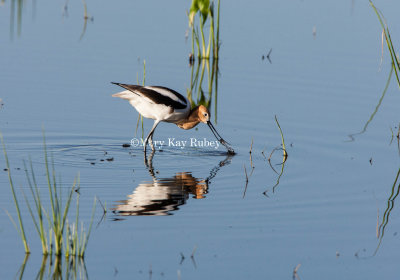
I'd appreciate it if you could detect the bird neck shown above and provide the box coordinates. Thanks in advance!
[177,106,201,130]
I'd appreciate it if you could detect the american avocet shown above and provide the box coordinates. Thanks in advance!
[111,83,235,154]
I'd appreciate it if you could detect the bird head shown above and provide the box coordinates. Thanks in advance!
[198,105,210,123]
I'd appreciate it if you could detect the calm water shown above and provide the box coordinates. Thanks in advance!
[1,0,400,279]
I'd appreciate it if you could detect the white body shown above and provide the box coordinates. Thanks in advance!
[112,87,191,123]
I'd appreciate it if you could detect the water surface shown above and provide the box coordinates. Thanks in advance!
[1,0,400,279]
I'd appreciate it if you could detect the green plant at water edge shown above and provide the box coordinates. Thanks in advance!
[2,132,96,257]
[189,0,220,60]
[65,194,96,258]
[370,1,400,88]
[274,115,288,161]
[264,116,288,195]
[1,133,30,254]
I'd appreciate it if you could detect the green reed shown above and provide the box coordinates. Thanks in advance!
[136,59,146,139]
[65,195,96,258]
[370,1,400,88]
[1,133,30,254]
[189,0,220,60]
[274,115,288,161]
[264,116,288,195]
[2,132,96,257]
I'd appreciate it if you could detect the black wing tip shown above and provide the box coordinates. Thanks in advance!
[111,82,143,90]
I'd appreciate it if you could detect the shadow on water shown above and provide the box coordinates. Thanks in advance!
[111,151,233,217]
[16,254,88,280]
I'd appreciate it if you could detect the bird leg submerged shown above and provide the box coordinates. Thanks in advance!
[144,120,160,154]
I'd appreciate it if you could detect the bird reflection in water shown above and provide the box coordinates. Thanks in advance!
[112,151,233,217]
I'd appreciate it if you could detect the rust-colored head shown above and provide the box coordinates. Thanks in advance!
[197,105,210,123]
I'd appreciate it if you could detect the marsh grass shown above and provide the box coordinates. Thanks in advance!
[189,0,220,60]
[268,115,288,164]
[1,133,30,254]
[370,1,400,88]
[264,116,288,195]
[1,132,96,257]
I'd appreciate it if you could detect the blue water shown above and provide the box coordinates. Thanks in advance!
[1,0,400,279]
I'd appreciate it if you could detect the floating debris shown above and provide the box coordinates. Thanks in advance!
[293,263,301,280]
[262,48,272,63]
[180,252,185,264]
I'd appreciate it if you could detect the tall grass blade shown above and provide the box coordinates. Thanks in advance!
[3,131,96,258]
[23,159,49,254]
[1,133,30,254]
[79,197,97,257]
[135,60,146,138]
[215,0,220,58]
[42,130,57,234]
[274,115,288,161]
[370,1,400,88]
